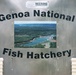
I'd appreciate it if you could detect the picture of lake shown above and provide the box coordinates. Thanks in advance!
[14,21,57,48]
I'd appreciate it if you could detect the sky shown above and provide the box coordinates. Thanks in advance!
[14,21,56,24]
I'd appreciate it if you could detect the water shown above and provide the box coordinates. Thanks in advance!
[21,35,55,47]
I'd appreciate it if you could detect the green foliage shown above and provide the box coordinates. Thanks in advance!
[33,44,45,48]
[53,36,56,40]
[50,42,56,48]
